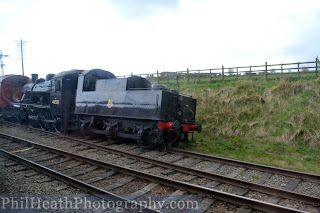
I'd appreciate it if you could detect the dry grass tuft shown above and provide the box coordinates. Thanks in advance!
[189,79,320,147]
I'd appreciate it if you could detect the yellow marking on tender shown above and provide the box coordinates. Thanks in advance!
[52,99,59,104]
[11,146,34,153]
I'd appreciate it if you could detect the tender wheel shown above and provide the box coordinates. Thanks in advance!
[53,116,62,133]
[163,131,179,147]
[107,135,123,144]
[137,130,156,149]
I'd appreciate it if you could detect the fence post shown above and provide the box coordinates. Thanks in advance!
[131,73,133,76]
[222,65,224,81]
[210,69,212,82]
[265,62,268,80]
[236,67,239,79]
[298,62,300,80]
[187,68,189,83]
[249,66,252,79]
[198,70,200,83]
[167,73,169,84]
[281,64,283,79]
[157,71,159,84]
[316,58,318,77]
[176,72,179,84]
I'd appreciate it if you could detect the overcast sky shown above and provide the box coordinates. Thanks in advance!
[1,0,320,78]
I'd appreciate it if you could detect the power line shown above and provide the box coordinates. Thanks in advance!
[0,49,9,76]
[16,39,27,76]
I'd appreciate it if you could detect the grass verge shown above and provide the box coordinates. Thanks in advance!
[178,77,320,175]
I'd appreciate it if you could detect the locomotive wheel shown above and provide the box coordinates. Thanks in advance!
[19,116,28,125]
[39,116,52,131]
[28,117,40,128]
[53,116,62,133]
[40,120,52,131]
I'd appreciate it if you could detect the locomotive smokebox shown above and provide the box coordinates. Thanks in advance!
[46,74,55,81]
[31,74,38,83]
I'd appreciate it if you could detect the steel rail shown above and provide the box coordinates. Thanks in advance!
[0,149,157,213]
[0,124,319,207]
[0,133,308,213]
[167,148,320,182]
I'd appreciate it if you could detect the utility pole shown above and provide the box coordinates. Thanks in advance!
[16,39,26,76]
[0,50,9,76]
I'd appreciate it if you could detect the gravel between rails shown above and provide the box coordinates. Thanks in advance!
[76,169,109,181]
[245,191,269,201]
[205,200,239,213]
[174,157,198,166]
[145,185,176,196]
[60,164,93,175]
[165,172,189,181]
[194,160,222,172]
[215,164,245,177]
[293,180,320,197]
[156,153,181,162]
[107,143,138,152]
[50,160,81,170]
[189,177,213,186]
[143,167,166,176]
[215,183,239,194]
[140,150,164,158]
[263,174,291,189]
[278,199,309,211]
[110,179,150,195]
[92,173,129,188]
[236,169,271,183]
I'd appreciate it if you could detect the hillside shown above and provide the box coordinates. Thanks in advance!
[179,78,320,174]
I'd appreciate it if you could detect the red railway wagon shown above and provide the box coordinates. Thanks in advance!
[0,75,31,120]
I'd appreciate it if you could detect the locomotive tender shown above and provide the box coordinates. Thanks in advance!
[0,69,201,148]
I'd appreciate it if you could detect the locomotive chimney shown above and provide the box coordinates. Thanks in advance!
[46,74,55,81]
[31,74,38,83]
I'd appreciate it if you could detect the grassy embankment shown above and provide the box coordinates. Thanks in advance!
[178,77,320,175]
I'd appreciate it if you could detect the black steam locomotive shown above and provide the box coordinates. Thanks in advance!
[0,69,201,148]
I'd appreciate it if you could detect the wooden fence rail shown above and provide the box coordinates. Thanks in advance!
[117,58,320,84]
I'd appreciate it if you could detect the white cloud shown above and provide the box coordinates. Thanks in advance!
[0,0,320,78]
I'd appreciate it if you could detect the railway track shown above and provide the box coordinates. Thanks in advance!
[0,132,314,213]
[1,121,320,212]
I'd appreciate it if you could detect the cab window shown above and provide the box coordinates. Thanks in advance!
[56,80,61,91]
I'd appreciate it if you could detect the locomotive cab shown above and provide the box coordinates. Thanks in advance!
[50,69,84,133]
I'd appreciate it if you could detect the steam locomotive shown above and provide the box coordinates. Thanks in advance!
[0,69,201,148]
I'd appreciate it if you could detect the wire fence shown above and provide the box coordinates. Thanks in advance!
[117,58,320,84]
